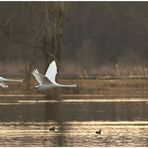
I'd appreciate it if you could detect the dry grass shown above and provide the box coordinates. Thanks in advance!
[0,77,148,98]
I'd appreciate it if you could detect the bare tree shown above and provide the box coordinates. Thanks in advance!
[0,2,69,89]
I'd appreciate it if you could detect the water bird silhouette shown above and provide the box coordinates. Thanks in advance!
[0,76,23,88]
[96,129,101,135]
[49,126,56,131]
[32,61,77,90]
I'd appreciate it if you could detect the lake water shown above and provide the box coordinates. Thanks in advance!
[0,94,147,146]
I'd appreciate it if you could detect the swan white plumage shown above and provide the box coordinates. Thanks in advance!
[0,76,23,88]
[32,61,77,90]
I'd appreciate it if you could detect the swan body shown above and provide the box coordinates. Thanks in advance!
[32,61,77,90]
[0,76,23,88]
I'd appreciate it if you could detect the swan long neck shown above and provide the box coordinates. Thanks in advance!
[4,79,23,82]
[55,83,77,88]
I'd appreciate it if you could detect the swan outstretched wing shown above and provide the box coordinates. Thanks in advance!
[0,82,8,88]
[32,69,51,85]
[0,76,6,81]
[45,61,57,83]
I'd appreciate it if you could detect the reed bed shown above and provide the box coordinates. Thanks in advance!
[0,77,148,98]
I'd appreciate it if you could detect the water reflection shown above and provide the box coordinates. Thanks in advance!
[0,100,147,121]
[0,121,147,146]
[0,96,147,146]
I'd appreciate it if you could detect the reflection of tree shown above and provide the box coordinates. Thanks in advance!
[44,102,66,146]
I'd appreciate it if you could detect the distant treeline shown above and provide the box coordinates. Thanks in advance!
[0,2,148,76]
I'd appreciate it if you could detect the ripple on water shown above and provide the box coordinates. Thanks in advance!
[0,121,147,146]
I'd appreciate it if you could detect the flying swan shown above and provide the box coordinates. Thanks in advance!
[0,76,23,88]
[32,61,77,90]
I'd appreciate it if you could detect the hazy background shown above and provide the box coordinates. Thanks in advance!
[0,2,148,77]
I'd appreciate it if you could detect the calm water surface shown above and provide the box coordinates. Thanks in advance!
[0,95,147,146]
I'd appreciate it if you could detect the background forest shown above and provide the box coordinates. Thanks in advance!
[0,2,148,78]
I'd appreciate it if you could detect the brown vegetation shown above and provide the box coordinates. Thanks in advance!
[0,77,148,99]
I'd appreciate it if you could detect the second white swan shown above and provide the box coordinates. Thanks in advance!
[0,76,23,88]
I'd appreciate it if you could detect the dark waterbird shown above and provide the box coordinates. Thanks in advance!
[49,126,62,132]
[49,126,56,131]
[96,129,101,134]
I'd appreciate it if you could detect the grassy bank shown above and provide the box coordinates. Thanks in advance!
[0,78,148,98]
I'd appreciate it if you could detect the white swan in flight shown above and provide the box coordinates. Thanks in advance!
[32,61,77,90]
[0,76,23,88]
